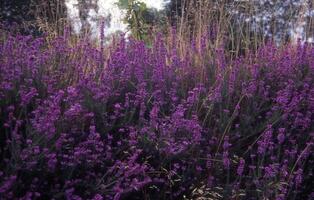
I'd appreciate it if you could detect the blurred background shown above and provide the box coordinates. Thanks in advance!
[1,0,314,50]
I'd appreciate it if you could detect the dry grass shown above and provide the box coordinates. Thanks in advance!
[164,0,314,59]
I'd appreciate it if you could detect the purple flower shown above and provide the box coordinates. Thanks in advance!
[294,169,303,187]
[92,194,103,200]
[223,151,230,169]
[277,128,285,144]
[237,158,245,176]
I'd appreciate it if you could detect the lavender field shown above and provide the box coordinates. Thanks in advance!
[1,1,314,200]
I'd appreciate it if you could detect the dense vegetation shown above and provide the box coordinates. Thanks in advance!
[0,1,313,200]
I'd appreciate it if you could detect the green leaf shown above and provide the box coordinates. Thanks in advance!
[116,0,129,9]
[133,4,140,12]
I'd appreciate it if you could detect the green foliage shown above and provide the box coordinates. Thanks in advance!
[116,0,149,40]
[116,0,166,42]
[116,0,130,9]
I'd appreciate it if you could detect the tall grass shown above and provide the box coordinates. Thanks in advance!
[0,23,313,199]
[0,1,313,199]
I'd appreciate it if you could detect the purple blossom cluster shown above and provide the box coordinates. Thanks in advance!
[0,30,313,200]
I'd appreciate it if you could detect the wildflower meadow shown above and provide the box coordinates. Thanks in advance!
[0,1,314,199]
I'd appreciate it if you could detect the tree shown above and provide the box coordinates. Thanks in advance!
[164,0,314,44]
[116,0,166,41]
[76,0,99,35]
[0,0,67,35]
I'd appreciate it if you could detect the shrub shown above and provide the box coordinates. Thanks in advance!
[0,29,313,199]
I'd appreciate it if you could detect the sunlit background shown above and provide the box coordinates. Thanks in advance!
[65,0,168,38]
[64,0,313,43]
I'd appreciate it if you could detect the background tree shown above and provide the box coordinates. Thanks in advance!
[1,0,67,35]
[76,0,99,35]
[163,0,314,56]
[116,0,166,41]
